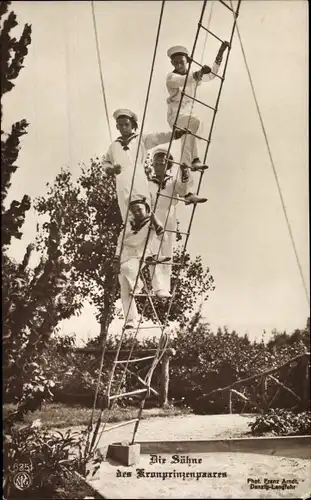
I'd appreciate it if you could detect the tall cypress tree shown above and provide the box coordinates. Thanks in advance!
[1,0,32,247]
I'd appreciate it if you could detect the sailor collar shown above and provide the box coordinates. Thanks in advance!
[172,69,187,76]
[150,174,172,190]
[130,215,150,234]
[115,133,138,151]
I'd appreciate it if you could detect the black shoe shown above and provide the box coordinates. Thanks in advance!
[145,255,171,265]
[124,322,135,330]
[191,160,209,172]
[184,194,207,205]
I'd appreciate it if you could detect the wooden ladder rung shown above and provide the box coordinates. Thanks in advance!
[181,91,217,111]
[114,355,155,364]
[174,124,211,143]
[103,418,139,432]
[218,0,237,15]
[109,388,148,401]
[198,22,225,44]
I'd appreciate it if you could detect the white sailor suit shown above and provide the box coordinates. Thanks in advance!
[116,215,164,325]
[166,47,220,167]
[102,132,173,222]
[148,164,193,293]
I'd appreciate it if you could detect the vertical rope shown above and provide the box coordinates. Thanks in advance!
[88,1,166,454]
[103,0,166,399]
[229,0,309,306]
[142,0,216,391]
[91,1,113,143]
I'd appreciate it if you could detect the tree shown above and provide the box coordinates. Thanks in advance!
[168,315,309,414]
[138,247,215,324]
[1,1,82,427]
[35,160,123,343]
[267,318,310,350]
[35,161,215,341]
[1,0,32,247]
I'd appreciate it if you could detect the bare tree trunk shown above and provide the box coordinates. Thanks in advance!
[260,376,268,410]
[99,286,115,347]
[99,311,111,349]
[160,353,170,408]
[159,348,176,408]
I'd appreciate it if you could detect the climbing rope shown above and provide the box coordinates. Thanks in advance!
[95,0,232,449]
[127,0,223,445]
[148,0,239,358]
[84,2,118,451]
[87,0,219,453]
[192,1,217,316]
[89,0,212,454]
[85,0,307,457]
[142,0,216,387]
[130,3,217,354]
[91,0,113,143]
[102,0,167,398]
[86,0,243,455]
[113,0,215,408]
[228,0,310,306]
[87,0,167,454]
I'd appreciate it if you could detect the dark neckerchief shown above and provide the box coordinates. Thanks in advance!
[172,68,201,83]
[130,215,150,234]
[150,174,172,190]
[115,133,138,151]
[172,69,188,75]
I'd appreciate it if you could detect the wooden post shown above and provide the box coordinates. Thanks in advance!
[241,388,248,413]
[159,348,176,408]
[229,390,232,414]
[259,375,268,410]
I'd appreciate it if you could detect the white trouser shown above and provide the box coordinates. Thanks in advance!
[168,112,201,167]
[119,258,165,324]
[150,231,174,294]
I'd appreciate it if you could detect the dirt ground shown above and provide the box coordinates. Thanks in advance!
[90,414,311,499]
[96,413,254,445]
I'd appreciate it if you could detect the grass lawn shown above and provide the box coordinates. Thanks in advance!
[3,402,191,430]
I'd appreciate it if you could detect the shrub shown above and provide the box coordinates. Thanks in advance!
[249,409,311,436]
[46,334,162,408]
[168,319,309,414]
[3,421,104,499]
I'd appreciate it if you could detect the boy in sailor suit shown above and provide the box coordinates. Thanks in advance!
[166,42,229,171]
[148,148,194,296]
[115,198,169,329]
[103,108,186,224]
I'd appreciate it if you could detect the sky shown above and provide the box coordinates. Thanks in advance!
[3,0,309,344]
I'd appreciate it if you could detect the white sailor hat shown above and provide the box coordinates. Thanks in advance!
[167,45,189,59]
[113,108,138,122]
[152,147,173,160]
[129,197,150,213]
